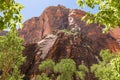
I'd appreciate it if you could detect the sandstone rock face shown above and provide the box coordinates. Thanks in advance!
[19,5,69,44]
[36,34,57,60]
[19,5,120,80]
[19,5,88,45]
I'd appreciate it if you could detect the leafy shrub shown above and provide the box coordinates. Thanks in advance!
[91,49,120,80]
[54,59,76,80]
[0,31,25,80]
[39,59,55,71]
[36,59,88,80]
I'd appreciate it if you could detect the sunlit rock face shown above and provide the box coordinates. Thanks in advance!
[19,5,69,44]
[109,27,120,52]
[19,5,120,80]
[19,5,87,45]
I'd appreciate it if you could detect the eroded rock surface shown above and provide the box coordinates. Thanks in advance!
[19,5,69,44]
[19,5,120,80]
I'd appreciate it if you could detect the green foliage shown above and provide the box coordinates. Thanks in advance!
[100,49,114,62]
[60,29,74,35]
[110,54,120,79]
[37,59,88,80]
[78,65,89,72]
[77,0,120,79]
[0,31,26,80]
[39,59,55,71]
[91,50,120,80]
[36,73,51,80]
[54,59,76,80]
[0,0,25,79]
[0,0,24,30]
[77,0,120,33]
[54,59,76,74]
[76,65,89,80]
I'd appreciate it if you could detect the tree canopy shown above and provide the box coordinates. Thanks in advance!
[0,0,23,30]
[77,0,120,32]
[0,0,25,80]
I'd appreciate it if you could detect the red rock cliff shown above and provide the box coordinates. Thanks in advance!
[19,5,120,80]
[19,5,69,44]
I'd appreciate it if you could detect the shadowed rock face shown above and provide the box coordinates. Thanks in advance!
[19,5,120,80]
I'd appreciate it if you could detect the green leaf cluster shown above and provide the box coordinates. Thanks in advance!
[77,0,120,79]
[0,0,24,30]
[0,0,25,79]
[35,59,88,80]
[60,29,74,35]
[91,50,120,80]
[77,0,120,33]
[0,31,26,80]
[76,65,89,80]
[39,59,55,71]
[54,59,76,80]
[33,73,51,80]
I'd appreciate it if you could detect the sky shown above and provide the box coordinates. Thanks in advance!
[17,0,98,22]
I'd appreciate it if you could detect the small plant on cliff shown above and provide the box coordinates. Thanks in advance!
[35,59,88,80]
[60,29,74,35]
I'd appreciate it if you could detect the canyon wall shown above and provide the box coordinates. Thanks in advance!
[15,5,120,80]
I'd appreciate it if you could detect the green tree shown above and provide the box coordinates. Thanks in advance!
[91,49,120,80]
[77,0,120,33]
[0,0,25,80]
[0,31,26,80]
[76,65,89,80]
[54,59,76,80]
[0,0,23,30]
[35,59,88,80]
[39,59,55,72]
